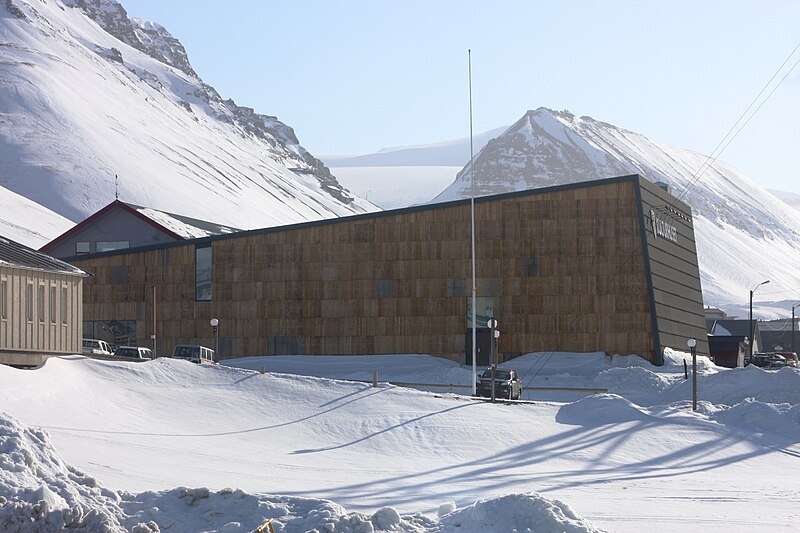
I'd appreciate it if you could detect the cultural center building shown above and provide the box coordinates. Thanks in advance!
[63,174,708,365]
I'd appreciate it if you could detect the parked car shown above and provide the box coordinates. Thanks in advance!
[171,344,215,364]
[748,352,788,369]
[476,367,522,400]
[772,352,798,368]
[113,346,153,360]
[82,338,112,356]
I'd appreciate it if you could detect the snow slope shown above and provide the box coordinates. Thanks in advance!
[432,108,800,318]
[0,0,375,235]
[770,189,800,212]
[2,352,800,532]
[0,185,73,248]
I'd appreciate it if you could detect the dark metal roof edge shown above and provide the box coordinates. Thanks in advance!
[65,174,643,262]
[2,235,89,276]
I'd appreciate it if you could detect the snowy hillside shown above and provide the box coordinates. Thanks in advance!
[0,0,374,233]
[431,108,800,317]
[0,185,73,248]
[770,189,800,212]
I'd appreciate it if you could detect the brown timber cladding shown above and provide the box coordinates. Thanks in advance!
[73,177,659,362]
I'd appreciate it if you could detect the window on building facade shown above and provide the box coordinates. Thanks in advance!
[97,241,130,253]
[61,287,68,325]
[521,256,540,277]
[0,279,7,319]
[375,279,395,299]
[76,241,90,255]
[26,283,33,321]
[196,245,212,301]
[110,266,128,285]
[447,278,466,297]
[38,284,45,321]
[49,285,56,323]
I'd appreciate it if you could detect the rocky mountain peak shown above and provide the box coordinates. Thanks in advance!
[1,0,369,236]
[63,0,196,77]
[2,0,26,19]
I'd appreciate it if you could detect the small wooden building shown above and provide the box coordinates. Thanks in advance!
[66,175,709,365]
[0,236,88,367]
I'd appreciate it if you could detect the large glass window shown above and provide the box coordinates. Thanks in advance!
[466,297,495,328]
[195,245,212,301]
[83,320,136,349]
[97,241,129,253]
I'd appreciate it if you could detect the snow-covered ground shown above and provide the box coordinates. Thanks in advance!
[2,350,800,532]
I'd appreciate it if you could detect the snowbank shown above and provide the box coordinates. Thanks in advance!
[0,411,606,532]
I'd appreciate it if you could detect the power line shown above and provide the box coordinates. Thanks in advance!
[755,286,800,297]
[673,39,800,204]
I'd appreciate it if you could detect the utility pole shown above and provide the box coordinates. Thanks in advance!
[688,338,697,411]
[749,280,769,364]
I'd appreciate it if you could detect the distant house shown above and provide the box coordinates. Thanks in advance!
[706,319,762,367]
[703,306,728,320]
[40,199,241,259]
[759,318,799,353]
[0,235,88,367]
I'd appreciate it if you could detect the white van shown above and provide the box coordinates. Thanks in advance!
[82,339,112,355]
[171,344,215,364]
[113,346,153,359]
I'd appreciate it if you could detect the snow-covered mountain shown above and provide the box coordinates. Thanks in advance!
[0,0,374,237]
[432,108,800,317]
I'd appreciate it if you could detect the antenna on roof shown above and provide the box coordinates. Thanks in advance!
[115,175,119,200]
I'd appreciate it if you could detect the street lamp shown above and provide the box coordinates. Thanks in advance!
[792,303,800,356]
[487,317,498,402]
[687,338,697,411]
[210,318,219,359]
[749,280,769,365]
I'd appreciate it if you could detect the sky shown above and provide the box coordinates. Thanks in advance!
[118,0,800,193]
[2,350,800,532]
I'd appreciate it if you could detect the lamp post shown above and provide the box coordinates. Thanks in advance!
[792,303,800,356]
[468,49,477,397]
[687,338,697,411]
[210,318,219,359]
[488,317,498,403]
[748,280,769,365]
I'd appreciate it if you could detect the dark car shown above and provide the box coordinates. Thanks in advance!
[476,367,522,400]
[748,352,788,369]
